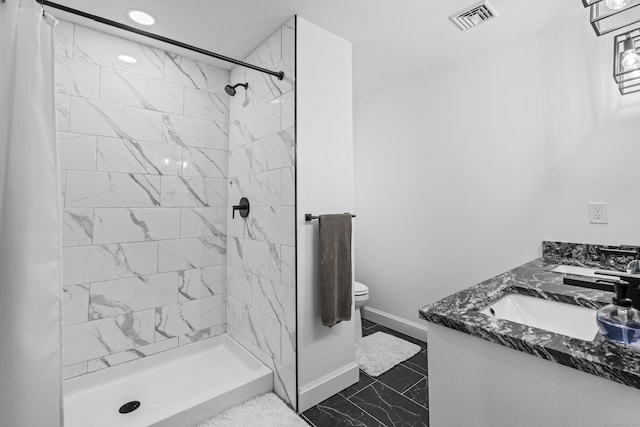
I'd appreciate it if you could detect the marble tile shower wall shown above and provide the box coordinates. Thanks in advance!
[54,21,230,380]
[225,18,296,407]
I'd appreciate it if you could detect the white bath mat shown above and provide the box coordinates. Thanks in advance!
[356,331,421,377]
[194,393,307,427]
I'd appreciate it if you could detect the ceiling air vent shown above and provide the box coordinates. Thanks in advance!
[449,1,499,31]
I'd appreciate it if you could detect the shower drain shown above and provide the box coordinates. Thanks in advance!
[119,401,141,414]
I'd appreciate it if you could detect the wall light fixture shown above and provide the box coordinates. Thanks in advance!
[583,0,640,35]
[614,29,640,93]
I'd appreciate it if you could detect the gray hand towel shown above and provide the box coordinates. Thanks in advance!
[319,214,352,327]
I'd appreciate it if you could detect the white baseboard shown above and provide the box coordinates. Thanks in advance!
[297,362,359,413]
[362,306,429,342]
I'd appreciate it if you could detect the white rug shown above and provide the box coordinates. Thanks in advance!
[194,393,307,427]
[356,331,421,377]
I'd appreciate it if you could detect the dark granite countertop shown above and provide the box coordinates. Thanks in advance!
[419,242,640,391]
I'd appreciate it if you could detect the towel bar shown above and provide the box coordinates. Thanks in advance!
[305,213,356,221]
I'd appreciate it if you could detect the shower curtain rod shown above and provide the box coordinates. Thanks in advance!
[39,1,285,80]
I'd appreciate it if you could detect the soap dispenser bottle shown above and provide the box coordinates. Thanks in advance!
[596,280,640,349]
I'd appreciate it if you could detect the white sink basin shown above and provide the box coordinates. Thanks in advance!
[480,293,598,341]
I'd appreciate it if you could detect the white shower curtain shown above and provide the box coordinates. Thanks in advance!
[0,1,63,425]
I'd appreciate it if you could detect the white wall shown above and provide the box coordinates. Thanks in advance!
[354,16,640,326]
[296,17,358,411]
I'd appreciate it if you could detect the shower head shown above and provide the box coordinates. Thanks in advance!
[224,82,249,96]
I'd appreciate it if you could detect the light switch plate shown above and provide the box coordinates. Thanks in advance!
[588,202,608,224]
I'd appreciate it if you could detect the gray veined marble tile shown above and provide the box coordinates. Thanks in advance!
[58,132,98,172]
[228,237,281,282]
[62,362,87,380]
[226,206,251,240]
[160,176,227,207]
[281,167,295,206]
[180,207,226,239]
[89,272,179,319]
[245,206,295,246]
[282,18,295,60]
[60,171,67,203]
[178,324,226,346]
[228,326,253,354]
[252,76,283,109]
[229,99,281,147]
[63,309,155,366]
[155,295,226,341]
[181,147,227,178]
[162,113,228,150]
[252,55,294,109]
[251,275,295,329]
[184,87,229,122]
[54,19,74,58]
[280,245,296,288]
[228,170,282,208]
[62,208,94,247]
[63,284,90,325]
[66,171,161,208]
[99,68,184,114]
[276,55,295,94]
[227,177,252,211]
[56,93,71,131]
[55,56,100,99]
[281,324,296,372]
[178,265,226,302]
[93,207,180,244]
[273,362,296,409]
[87,337,178,373]
[164,53,229,91]
[69,98,163,143]
[227,266,253,304]
[62,241,158,286]
[243,306,282,361]
[226,296,245,335]
[252,128,295,173]
[281,90,294,130]
[228,144,252,176]
[158,237,226,273]
[230,66,246,87]
[246,28,282,70]
[73,25,165,80]
[229,71,254,121]
[96,137,182,176]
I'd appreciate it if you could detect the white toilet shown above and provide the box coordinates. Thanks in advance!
[354,281,370,340]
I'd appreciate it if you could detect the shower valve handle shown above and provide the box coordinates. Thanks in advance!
[232,197,250,219]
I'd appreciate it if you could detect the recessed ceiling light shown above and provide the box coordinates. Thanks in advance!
[127,9,155,26]
[118,54,138,63]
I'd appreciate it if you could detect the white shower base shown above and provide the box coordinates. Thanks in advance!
[63,334,273,427]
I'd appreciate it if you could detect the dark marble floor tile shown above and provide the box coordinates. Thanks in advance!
[376,364,424,394]
[403,377,429,409]
[401,352,428,376]
[303,393,386,427]
[339,371,376,398]
[351,381,429,427]
[362,318,376,329]
[299,414,315,426]
[363,324,389,337]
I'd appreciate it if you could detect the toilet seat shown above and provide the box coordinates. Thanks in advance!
[354,281,368,296]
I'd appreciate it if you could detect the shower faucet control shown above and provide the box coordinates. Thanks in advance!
[232,197,250,219]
